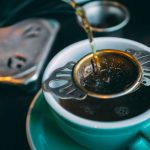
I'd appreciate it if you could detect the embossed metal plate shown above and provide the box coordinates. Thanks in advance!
[125,49,150,86]
[0,19,59,86]
[43,62,87,100]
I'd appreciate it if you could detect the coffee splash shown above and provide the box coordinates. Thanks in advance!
[67,0,100,72]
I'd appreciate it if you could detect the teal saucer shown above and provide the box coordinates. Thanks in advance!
[26,90,87,150]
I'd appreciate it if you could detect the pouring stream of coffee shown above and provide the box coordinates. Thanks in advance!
[62,0,100,72]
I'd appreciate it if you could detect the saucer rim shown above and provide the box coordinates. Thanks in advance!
[26,89,42,150]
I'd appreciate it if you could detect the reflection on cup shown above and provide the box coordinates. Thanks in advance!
[77,1,130,37]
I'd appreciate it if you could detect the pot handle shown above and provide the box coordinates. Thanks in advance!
[128,121,150,150]
[42,61,87,100]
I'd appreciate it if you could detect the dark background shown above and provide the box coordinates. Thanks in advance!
[0,0,150,149]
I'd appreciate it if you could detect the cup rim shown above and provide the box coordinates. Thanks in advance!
[43,37,150,129]
[81,1,130,33]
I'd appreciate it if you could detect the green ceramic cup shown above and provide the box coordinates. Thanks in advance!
[43,37,150,150]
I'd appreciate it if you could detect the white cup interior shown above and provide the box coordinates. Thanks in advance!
[43,37,150,129]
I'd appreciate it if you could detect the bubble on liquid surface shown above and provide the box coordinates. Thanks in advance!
[114,106,130,117]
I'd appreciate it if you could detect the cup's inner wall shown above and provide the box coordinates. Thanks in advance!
[75,50,140,95]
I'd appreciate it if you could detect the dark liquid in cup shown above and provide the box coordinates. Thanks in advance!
[80,52,139,94]
[59,86,150,121]
[58,50,150,122]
